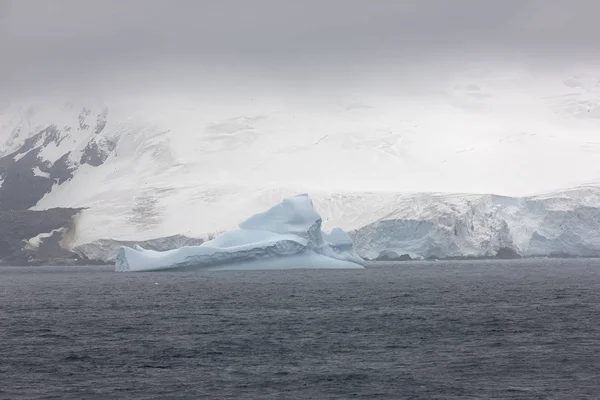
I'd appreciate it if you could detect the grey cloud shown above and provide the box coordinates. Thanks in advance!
[1,0,600,99]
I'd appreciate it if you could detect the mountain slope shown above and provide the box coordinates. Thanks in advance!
[0,102,115,211]
[3,70,600,261]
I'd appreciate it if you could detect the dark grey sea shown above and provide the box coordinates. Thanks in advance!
[2,259,600,399]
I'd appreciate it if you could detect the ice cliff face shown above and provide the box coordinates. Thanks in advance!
[350,187,600,259]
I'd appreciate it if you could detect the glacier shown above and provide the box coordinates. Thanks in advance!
[350,186,600,260]
[115,194,365,272]
[3,72,600,250]
[4,70,600,264]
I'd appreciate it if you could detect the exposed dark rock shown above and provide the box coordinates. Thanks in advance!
[0,124,79,210]
[0,112,116,212]
[22,125,64,149]
[374,250,412,262]
[80,138,116,166]
[0,147,76,211]
[95,108,108,134]
[0,125,59,169]
[81,108,113,165]
[0,148,56,210]
[48,152,76,185]
[21,229,85,266]
[0,208,83,265]
[427,247,521,260]
[78,107,91,130]
[495,247,521,259]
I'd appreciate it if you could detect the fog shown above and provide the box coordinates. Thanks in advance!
[2,0,600,100]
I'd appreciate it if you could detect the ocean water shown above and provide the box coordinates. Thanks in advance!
[2,259,600,399]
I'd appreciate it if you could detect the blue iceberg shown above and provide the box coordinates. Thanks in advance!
[115,194,365,272]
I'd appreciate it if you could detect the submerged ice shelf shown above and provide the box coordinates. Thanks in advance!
[115,194,365,272]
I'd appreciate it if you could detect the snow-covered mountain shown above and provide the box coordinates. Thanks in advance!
[3,69,600,263]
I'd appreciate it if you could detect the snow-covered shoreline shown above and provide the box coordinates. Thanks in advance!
[8,185,600,266]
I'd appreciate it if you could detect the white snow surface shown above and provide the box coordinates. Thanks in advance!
[23,228,65,251]
[351,186,600,259]
[0,101,108,163]
[32,166,51,179]
[3,69,600,258]
[115,194,365,272]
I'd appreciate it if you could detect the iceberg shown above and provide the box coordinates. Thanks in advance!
[115,194,365,272]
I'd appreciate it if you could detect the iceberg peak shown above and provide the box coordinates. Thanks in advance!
[239,194,321,235]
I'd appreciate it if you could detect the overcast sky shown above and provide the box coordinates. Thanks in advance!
[1,0,599,99]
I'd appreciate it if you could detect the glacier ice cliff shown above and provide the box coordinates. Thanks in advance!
[350,186,600,260]
[115,194,365,272]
